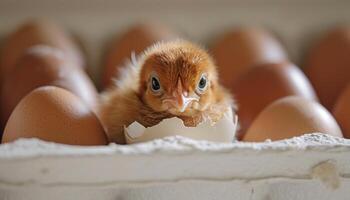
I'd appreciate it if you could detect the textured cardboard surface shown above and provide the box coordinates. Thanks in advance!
[0,134,349,199]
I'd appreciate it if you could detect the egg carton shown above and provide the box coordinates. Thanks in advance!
[0,133,349,200]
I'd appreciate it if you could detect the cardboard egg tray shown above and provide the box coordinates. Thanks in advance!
[1,0,350,199]
[0,134,350,200]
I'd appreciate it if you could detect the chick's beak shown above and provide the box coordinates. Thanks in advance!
[163,93,196,112]
[162,79,198,113]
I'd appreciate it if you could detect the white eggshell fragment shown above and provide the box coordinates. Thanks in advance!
[124,109,237,144]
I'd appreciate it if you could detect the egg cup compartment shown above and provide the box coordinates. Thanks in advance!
[0,134,349,200]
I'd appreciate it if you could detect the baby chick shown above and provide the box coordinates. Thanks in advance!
[100,40,236,144]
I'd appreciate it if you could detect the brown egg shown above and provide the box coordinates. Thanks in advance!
[0,45,98,126]
[243,96,343,142]
[211,27,287,88]
[232,62,318,139]
[2,86,107,145]
[333,84,350,138]
[304,27,350,110]
[0,19,84,78]
[102,23,177,88]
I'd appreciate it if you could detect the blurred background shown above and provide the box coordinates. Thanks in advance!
[1,0,350,83]
[0,0,350,143]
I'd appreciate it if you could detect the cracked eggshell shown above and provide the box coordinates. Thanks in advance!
[124,108,237,144]
[2,86,107,145]
[243,96,343,142]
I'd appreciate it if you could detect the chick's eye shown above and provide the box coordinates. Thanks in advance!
[197,75,207,92]
[151,76,161,92]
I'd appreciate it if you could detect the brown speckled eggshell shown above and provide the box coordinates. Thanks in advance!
[2,86,107,145]
[0,46,98,126]
[333,84,350,138]
[304,27,350,110]
[243,96,343,142]
[102,23,177,89]
[0,19,85,78]
[232,62,318,139]
[211,27,287,89]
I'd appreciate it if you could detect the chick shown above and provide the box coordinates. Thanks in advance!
[100,40,236,144]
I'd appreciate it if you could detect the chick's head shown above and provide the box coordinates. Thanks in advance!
[138,40,219,116]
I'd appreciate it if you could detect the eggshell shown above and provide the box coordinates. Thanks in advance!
[124,108,237,144]
[0,19,84,78]
[333,84,350,138]
[232,62,318,139]
[0,45,98,125]
[102,23,177,88]
[243,96,343,142]
[211,27,287,88]
[2,86,107,145]
[304,27,350,110]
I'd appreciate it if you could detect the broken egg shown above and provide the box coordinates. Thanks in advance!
[124,108,237,144]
